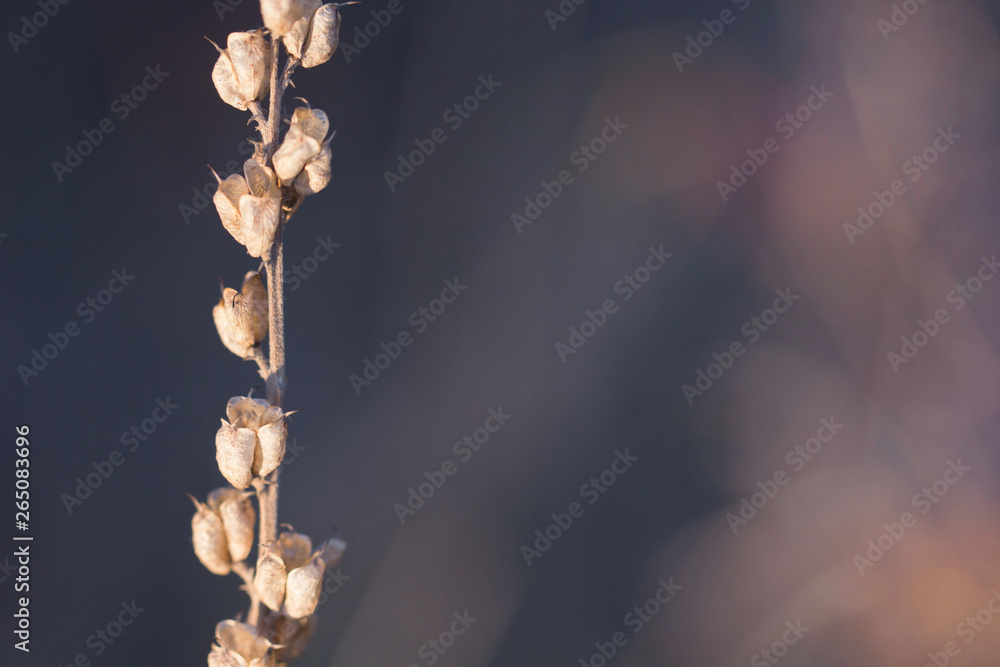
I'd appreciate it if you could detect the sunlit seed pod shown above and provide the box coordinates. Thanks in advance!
[293,142,332,196]
[301,3,343,68]
[277,531,313,570]
[212,171,250,244]
[273,125,321,183]
[243,159,280,199]
[227,30,271,102]
[211,48,247,111]
[226,395,270,429]
[272,615,316,663]
[291,107,329,143]
[210,620,276,667]
[284,554,325,618]
[240,272,269,345]
[191,498,232,575]
[261,0,321,37]
[255,542,289,611]
[210,489,256,562]
[283,14,311,59]
[216,420,258,489]
[256,411,287,477]
[213,288,254,358]
[238,194,281,259]
[317,536,347,568]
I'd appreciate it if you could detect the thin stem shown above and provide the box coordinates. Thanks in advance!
[232,562,261,625]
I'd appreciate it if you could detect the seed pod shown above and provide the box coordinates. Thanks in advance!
[255,542,288,611]
[227,31,271,102]
[243,159,280,199]
[209,620,276,667]
[272,615,316,663]
[294,142,332,196]
[301,3,343,68]
[212,170,250,244]
[283,14,312,59]
[191,497,232,575]
[213,272,269,358]
[256,405,287,477]
[211,46,247,111]
[317,536,347,568]
[273,125,321,183]
[285,554,325,618]
[291,107,330,143]
[261,0,321,37]
[238,194,281,258]
[278,531,313,569]
[208,488,256,562]
[216,420,258,489]
[226,395,272,428]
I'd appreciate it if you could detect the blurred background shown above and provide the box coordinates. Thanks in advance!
[3,0,1000,665]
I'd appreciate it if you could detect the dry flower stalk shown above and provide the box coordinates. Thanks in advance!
[193,2,351,663]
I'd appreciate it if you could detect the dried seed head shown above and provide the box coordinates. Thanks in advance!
[255,542,289,611]
[293,142,332,196]
[208,488,257,562]
[212,272,269,358]
[227,30,271,102]
[291,107,330,143]
[216,420,258,489]
[284,554,325,618]
[238,194,281,258]
[243,158,280,199]
[226,395,272,428]
[213,171,250,244]
[261,0,321,37]
[317,536,347,568]
[211,48,247,111]
[273,125,321,183]
[301,3,343,68]
[209,620,276,667]
[191,497,232,575]
[283,13,312,59]
[272,615,316,663]
[277,531,313,569]
[256,406,287,477]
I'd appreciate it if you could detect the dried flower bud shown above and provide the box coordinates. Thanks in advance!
[212,272,269,358]
[262,0,321,37]
[228,31,271,103]
[212,170,250,244]
[216,420,258,489]
[294,142,332,196]
[285,554,325,618]
[273,125,322,183]
[317,536,347,568]
[272,615,316,663]
[301,3,343,68]
[208,488,256,562]
[255,542,289,611]
[191,497,232,575]
[209,620,276,667]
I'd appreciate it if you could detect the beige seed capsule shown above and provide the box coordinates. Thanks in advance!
[238,194,281,259]
[273,125,321,183]
[241,272,269,345]
[226,395,271,428]
[283,13,312,59]
[243,159,280,199]
[211,46,247,111]
[209,488,256,562]
[212,170,250,244]
[212,273,268,358]
[256,406,287,477]
[191,497,232,575]
[293,142,332,196]
[277,531,313,569]
[261,0,321,37]
[291,107,330,143]
[210,620,276,667]
[216,420,258,489]
[284,554,325,618]
[255,542,289,611]
[301,3,343,68]
[227,31,271,103]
